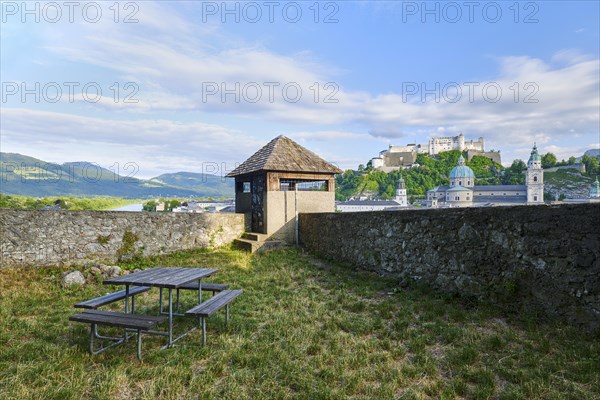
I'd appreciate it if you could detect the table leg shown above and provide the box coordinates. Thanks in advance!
[90,323,95,354]
[124,285,130,341]
[137,330,142,360]
[159,287,163,314]
[168,288,173,347]
[198,280,202,328]
[198,280,202,303]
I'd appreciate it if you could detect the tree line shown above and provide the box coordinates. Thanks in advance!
[0,194,134,210]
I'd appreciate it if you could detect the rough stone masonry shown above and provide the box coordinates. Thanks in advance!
[0,210,244,268]
[299,203,600,332]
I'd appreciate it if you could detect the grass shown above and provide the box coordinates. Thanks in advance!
[1,248,599,399]
[544,169,594,188]
[0,194,141,210]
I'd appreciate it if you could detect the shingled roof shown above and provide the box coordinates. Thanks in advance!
[226,135,343,177]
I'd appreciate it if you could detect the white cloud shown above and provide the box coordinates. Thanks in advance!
[3,3,599,172]
[0,108,263,178]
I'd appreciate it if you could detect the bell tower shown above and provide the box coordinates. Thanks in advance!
[526,143,544,204]
[395,175,408,207]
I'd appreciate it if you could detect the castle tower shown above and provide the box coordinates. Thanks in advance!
[395,175,408,207]
[526,143,544,204]
[457,133,465,151]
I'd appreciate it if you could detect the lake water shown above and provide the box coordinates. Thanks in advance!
[111,203,143,212]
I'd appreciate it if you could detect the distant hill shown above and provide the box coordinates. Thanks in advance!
[0,152,234,198]
[148,172,233,197]
[575,148,600,162]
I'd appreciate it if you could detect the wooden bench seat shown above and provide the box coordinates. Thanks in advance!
[74,286,151,310]
[178,282,229,293]
[185,289,243,345]
[69,310,166,359]
[172,283,230,312]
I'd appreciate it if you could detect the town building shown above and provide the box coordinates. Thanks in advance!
[427,144,543,208]
[371,133,501,172]
[336,176,409,212]
[172,200,234,213]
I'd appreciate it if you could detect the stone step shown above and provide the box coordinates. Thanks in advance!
[233,238,287,254]
[241,232,269,242]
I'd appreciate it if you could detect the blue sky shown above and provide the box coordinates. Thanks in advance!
[1,1,599,178]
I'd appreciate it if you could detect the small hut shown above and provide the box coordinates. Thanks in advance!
[226,135,342,243]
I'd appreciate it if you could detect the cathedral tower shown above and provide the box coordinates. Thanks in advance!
[526,143,544,204]
[395,175,408,207]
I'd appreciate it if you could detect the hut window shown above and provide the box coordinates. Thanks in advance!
[243,182,251,193]
[280,179,328,191]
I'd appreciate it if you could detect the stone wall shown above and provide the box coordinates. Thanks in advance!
[0,210,244,267]
[299,204,600,331]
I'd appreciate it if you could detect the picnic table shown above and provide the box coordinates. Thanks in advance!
[70,266,243,359]
[103,267,217,348]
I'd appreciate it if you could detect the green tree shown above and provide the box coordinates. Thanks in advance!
[142,200,157,212]
[541,152,557,168]
[581,155,599,177]
[568,156,576,165]
[501,159,526,185]
[167,199,181,211]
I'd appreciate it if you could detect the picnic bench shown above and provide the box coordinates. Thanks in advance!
[69,267,243,359]
[185,289,243,345]
[74,286,151,311]
[173,282,230,311]
[178,282,229,293]
[69,310,166,359]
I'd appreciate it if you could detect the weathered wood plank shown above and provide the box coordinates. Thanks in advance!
[69,310,167,330]
[185,290,243,317]
[177,282,229,292]
[74,286,151,309]
[104,267,218,288]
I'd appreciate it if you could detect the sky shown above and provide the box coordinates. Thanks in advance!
[1,0,599,179]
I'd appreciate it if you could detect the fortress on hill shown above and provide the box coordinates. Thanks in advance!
[371,133,501,172]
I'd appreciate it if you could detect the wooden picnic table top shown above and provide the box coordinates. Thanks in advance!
[103,267,218,289]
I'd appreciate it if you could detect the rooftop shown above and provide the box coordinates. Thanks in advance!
[226,135,343,177]
[474,185,527,192]
[447,186,472,192]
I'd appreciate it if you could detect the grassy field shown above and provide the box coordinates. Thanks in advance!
[0,194,140,210]
[1,248,598,399]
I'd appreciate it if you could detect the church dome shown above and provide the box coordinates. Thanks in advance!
[449,155,475,179]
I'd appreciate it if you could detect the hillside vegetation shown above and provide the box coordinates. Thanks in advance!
[0,194,138,210]
[336,151,518,201]
[544,169,596,199]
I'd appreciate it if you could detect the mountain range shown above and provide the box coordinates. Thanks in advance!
[0,153,234,198]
